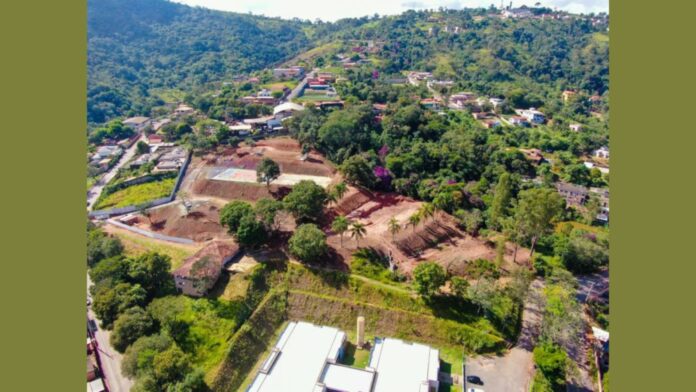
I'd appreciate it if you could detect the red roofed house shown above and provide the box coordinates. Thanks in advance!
[173,241,241,297]
[147,134,164,144]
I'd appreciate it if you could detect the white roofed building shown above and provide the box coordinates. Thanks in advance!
[274,102,305,119]
[368,337,440,392]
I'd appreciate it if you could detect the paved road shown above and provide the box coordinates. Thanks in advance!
[87,134,144,210]
[283,68,317,102]
[465,279,545,392]
[87,275,134,392]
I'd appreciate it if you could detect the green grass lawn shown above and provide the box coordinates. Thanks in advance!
[149,88,186,103]
[107,226,201,270]
[260,80,297,91]
[94,178,175,210]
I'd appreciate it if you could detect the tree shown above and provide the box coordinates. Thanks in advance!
[92,283,147,329]
[153,345,190,386]
[583,193,601,225]
[513,188,565,259]
[289,223,328,263]
[122,333,173,378]
[340,155,376,188]
[488,172,513,230]
[256,158,280,187]
[455,209,483,236]
[412,262,446,299]
[89,255,129,284]
[408,212,422,233]
[331,215,349,247]
[219,200,254,232]
[87,229,124,267]
[235,214,267,247]
[334,182,348,201]
[137,202,154,225]
[254,198,283,230]
[533,341,568,390]
[110,307,155,353]
[387,217,401,241]
[419,202,436,222]
[283,180,328,222]
[450,276,470,298]
[561,236,608,274]
[467,277,498,315]
[350,221,367,248]
[136,140,150,155]
[128,252,174,299]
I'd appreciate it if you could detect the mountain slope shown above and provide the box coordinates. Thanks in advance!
[87,0,312,123]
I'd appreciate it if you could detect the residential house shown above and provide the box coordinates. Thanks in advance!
[569,123,583,132]
[242,89,277,105]
[482,118,501,128]
[314,100,345,110]
[489,97,505,109]
[147,134,164,144]
[562,90,577,102]
[229,123,252,136]
[420,98,442,110]
[519,108,547,124]
[501,7,533,19]
[509,116,530,127]
[247,321,440,392]
[472,112,491,120]
[594,146,610,159]
[94,145,121,160]
[173,241,241,297]
[407,71,433,86]
[129,153,154,169]
[590,187,610,223]
[273,66,305,79]
[317,72,336,82]
[273,102,305,120]
[520,148,546,164]
[556,182,589,206]
[122,116,151,132]
[87,378,106,392]
[154,147,187,172]
[173,104,194,117]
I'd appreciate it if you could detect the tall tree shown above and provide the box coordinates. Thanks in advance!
[289,223,328,263]
[408,212,422,233]
[488,172,513,231]
[283,180,328,222]
[331,215,349,247]
[412,262,446,299]
[513,188,565,259]
[387,217,401,241]
[350,222,367,248]
[256,158,281,187]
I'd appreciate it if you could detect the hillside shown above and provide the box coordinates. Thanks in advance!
[87,0,312,123]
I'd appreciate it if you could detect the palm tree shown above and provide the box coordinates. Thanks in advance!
[350,222,367,248]
[420,202,436,222]
[326,189,338,208]
[334,182,348,201]
[388,217,401,242]
[408,212,422,233]
[331,215,349,248]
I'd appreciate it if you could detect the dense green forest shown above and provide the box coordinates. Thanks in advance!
[89,0,608,125]
[87,0,312,123]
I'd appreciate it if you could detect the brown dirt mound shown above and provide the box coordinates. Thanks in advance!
[393,213,461,256]
[191,179,289,202]
[136,201,233,242]
[334,187,373,215]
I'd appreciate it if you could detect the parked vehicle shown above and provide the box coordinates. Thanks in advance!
[467,375,484,385]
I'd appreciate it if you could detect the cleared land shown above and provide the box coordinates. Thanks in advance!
[131,199,234,242]
[94,178,175,210]
[180,137,338,202]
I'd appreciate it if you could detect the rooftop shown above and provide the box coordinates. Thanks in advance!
[368,337,440,392]
[173,240,239,279]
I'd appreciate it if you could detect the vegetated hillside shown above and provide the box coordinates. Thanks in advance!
[87,0,312,123]
[312,8,609,101]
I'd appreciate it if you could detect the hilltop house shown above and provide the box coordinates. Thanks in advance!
[122,116,151,132]
[173,241,240,297]
[173,104,194,117]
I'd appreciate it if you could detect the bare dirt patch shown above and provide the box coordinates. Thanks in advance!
[132,199,234,242]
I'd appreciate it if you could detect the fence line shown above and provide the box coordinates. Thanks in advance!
[106,219,195,245]
[89,151,192,219]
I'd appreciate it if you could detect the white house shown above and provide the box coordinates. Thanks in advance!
[173,104,194,116]
[594,146,610,159]
[520,108,546,124]
[122,116,151,132]
[489,97,505,108]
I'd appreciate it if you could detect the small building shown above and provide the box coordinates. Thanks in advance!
[368,337,440,392]
[407,71,433,86]
[520,148,546,164]
[173,104,194,116]
[87,378,106,392]
[520,108,546,124]
[489,97,505,108]
[123,116,151,132]
[273,102,305,120]
[147,134,164,144]
[562,90,577,102]
[481,118,501,128]
[594,146,610,159]
[502,7,533,19]
[94,145,121,160]
[155,147,188,172]
[420,98,442,111]
[509,116,530,127]
[569,123,583,132]
[173,241,240,297]
[556,182,588,206]
[273,66,305,79]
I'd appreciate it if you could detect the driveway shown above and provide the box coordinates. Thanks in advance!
[88,275,134,392]
[87,134,144,210]
[465,279,545,392]
[283,68,317,102]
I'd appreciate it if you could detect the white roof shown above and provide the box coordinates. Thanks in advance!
[248,321,346,392]
[592,326,610,342]
[229,124,252,131]
[274,102,305,115]
[123,116,150,125]
[87,379,105,392]
[319,364,375,392]
[368,338,439,392]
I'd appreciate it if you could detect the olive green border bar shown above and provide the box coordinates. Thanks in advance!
[1,1,86,391]
[611,0,696,390]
